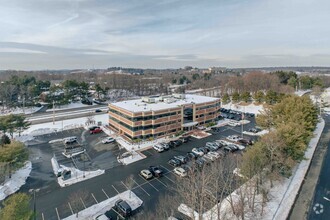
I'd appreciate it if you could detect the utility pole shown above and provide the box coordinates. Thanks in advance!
[52,100,55,125]
[23,96,25,114]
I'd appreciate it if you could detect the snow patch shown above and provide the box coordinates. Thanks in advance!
[0,161,32,201]
[62,190,143,220]
[222,102,264,115]
[0,106,43,116]
[45,102,93,112]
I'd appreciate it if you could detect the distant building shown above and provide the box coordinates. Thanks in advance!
[108,94,220,141]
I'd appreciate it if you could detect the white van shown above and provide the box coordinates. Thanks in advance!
[63,136,77,144]
[153,144,164,153]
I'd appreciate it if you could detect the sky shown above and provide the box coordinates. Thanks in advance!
[0,0,330,70]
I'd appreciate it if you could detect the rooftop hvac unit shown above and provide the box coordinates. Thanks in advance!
[159,95,173,101]
[164,98,176,104]
[142,97,156,103]
[173,93,186,99]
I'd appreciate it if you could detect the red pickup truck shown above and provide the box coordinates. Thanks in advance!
[90,127,102,134]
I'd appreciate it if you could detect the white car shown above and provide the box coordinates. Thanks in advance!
[174,167,187,177]
[140,169,153,179]
[153,144,164,152]
[207,151,221,159]
[192,148,204,156]
[102,137,115,144]
[226,135,242,142]
[203,154,216,161]
[63,136,77,144]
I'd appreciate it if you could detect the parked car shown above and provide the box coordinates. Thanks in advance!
[216,139,228,146]
[168,141,176,148]
[149,166,163,177]
[228,144,239,151]
[186,152,198,160]
[89,126,100,131]
[168,158,181,167]
[115,199,132,217]
[207,151,221,159]
[192,148,204,156]
[160,142,170,150]
[200,147,209,154]
[180,137,189,143]
[181,164,194,173]
[63,136,77,144]
[90,127,102,134]
[174,155,188,164]
[248,127,261,133]
[203,154,216,162]
[194,158,205,168]
[226,135,242,142]
[102,137,115,144]
[153,144,164,153]
[140,169,153,180]
[237,139,253,146]
[173,140,183,146]
[174,167,187,177]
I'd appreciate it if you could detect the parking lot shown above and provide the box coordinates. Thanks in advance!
[24,116,259,220]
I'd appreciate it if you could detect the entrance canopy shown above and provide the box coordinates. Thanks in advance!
[182,121,198,128]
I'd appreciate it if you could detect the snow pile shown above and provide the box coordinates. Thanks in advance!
[14,135,35,143]
[0,106,43,116]
[56,165,105,188]
[45,102,93,112]
[179,119,325,220]
[0,161,32,201]
[243,130,269,136]
[321,87,330,112]
[116,136,168,152]
[222,102,264,115]
[117,151,146,165]
[63,190,143,220]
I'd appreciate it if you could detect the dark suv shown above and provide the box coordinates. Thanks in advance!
[115,199,132,217]
[149,166,163,177]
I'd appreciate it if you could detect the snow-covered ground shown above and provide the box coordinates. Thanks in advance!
[51,157,105,187]
[117,151,146,165]
[0,161,32,201]
[179,118,325,220]
[45,102,94,112]
[0,106,43,116]
[63,190,143,220]
[21,113,109,136]
[243,129,269,136]
[222,102,264,115]
[116,136,169,152]
[294,89,312,97]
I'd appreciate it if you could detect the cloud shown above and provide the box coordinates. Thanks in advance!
[0,0,330,69]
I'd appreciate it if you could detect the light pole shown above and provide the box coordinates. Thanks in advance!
[29,188,40,220]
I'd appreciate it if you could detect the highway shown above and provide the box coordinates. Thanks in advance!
[26,105,108,124]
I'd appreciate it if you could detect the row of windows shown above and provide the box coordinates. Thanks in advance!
[196,102,220,111]
[109,108,181,121]
[124,129,179,140]
[110,116,181,132]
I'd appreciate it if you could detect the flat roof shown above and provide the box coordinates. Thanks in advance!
[111,94,219,113]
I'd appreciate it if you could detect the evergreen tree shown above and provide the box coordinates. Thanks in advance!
[0,193,33,220]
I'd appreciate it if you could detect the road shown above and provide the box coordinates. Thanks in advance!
[289,114,330,220]
[26,105,108,124]
[22,119,257,220]
[307,115,330,219]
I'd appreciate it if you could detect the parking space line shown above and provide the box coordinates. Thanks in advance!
[144,150,153,156]
[80,197,86,209]
[55,208,60,220]
[112,185,120,194]
[131,178,150,197]
[138,175,159,191]
[42,213,45,220]
[155,177,168,188]
[102,188,110,199]
[163,174,176,184]
[159,165,171,173]
[121,181,129,190]
[68,202,74,215]
[91,193,98,203]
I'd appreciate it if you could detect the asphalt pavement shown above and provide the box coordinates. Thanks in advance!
[22,119,257,220]
[307,115,330,220]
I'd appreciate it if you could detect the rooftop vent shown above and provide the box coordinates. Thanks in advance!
[142,96,156,103]
[173,93,186,99]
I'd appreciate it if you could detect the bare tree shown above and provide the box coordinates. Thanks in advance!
[67,189,89,217]
[123,174,135,198]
